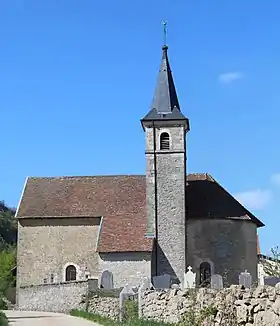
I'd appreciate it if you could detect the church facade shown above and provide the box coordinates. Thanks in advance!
[15,43,264,302]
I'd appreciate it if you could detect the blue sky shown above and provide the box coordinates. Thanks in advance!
[1,1,279,254]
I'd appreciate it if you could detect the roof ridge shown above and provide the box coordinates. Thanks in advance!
[28,174,146,180]
[27,172,212,180]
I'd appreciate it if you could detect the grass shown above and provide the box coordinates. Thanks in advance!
[0,311,8,326]
[70,309,173,326]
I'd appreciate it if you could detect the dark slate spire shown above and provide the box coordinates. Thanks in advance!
[151,44,180,114]
[141,29,189,129]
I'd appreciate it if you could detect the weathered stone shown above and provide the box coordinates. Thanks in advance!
[139,285,280,326]
[272,297,280,316]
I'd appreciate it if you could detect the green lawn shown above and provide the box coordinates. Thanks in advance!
[70,309,173,326]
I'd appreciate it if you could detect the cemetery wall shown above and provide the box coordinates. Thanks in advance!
[17,280,88,312]
[139,285,280,325]
[99,252,151,287]
[88,295,119,320]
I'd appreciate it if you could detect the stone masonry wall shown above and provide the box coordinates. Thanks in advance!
[17,281,88,312]
[88,296,119,320]
[187,219,258,286]
[146,126,186,284]
[139,285,280,325]
[99,252,151,288]
[17,217,101,287]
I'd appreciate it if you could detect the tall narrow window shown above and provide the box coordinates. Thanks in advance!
[66,265,77,281]
[199,262,211,287]
[160,132,170,150]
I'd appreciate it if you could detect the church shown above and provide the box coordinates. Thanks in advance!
[15,40,264,300]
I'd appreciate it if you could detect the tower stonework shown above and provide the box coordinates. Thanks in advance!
[141,45,190,285]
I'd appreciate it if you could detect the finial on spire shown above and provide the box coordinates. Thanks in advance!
[162,20,168,49]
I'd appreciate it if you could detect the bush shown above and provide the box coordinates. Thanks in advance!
[0,296,8,310]
[0,311,8,326]
[0,247,16,294]
[123,299,138,321]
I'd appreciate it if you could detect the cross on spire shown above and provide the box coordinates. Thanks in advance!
[162,20,167,47]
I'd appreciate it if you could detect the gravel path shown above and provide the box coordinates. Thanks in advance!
[4,310,100,326]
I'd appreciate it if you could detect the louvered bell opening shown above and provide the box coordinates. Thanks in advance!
[160,132,170,150]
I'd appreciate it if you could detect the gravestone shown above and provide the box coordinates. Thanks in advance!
[152,274,171,289]
[119,285,135,322]
[88,278,98,291]
[184,266,196,289]
[264,276,280,286]
[100,270,114,289]
[239,270,252,288]
[258,263,265,286]
[211,274,223,290]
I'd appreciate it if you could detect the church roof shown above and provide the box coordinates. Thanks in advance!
[16,173,264,253]
[141,45,189,128]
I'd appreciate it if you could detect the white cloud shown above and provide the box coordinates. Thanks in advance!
[234,189,271,210]
[218,72,243,84]
[270,173,280,186]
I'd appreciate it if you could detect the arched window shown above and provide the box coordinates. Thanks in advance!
[65,265,77,281]
[199,262,211,287]
[160,132,170,150]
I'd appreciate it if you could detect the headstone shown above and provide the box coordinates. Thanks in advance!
[152,274,171,289]
[211,274,223,290]
[184,266,196,289]
[88,278,98,291]
[239,270,252,288]
[119,285,135,322]
[100,270,114,289]
[264,276,280,286]
[257,263,265,286]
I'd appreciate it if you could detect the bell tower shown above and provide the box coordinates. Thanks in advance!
[141,30,190,285]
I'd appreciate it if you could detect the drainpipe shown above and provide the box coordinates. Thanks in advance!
[184,126,187,276]
[153,121,158,277]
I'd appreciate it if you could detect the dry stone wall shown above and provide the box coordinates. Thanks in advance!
[17,281,88,312]
[139,285,280,325]
[88,296,119,320]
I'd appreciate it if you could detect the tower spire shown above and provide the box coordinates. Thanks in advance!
[141,23,189,131]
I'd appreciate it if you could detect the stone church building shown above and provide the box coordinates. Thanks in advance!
[15,42,264,297]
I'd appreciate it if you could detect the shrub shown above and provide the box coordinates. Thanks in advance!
[0,296,8,310]
[123,299,138,321]
[0,311,8,326]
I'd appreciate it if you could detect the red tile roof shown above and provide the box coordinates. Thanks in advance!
[16,173,264,253]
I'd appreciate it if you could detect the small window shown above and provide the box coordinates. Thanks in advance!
[66,265,77,281]
[160,132,170,150]
[199,262,211,287]
[50,274,54,283]
[43,278,47,284]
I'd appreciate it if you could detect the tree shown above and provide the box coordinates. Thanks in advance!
[0,248,16,294]
[0,201,17,299]
[0,202,17,250]
[260,245,280,277]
